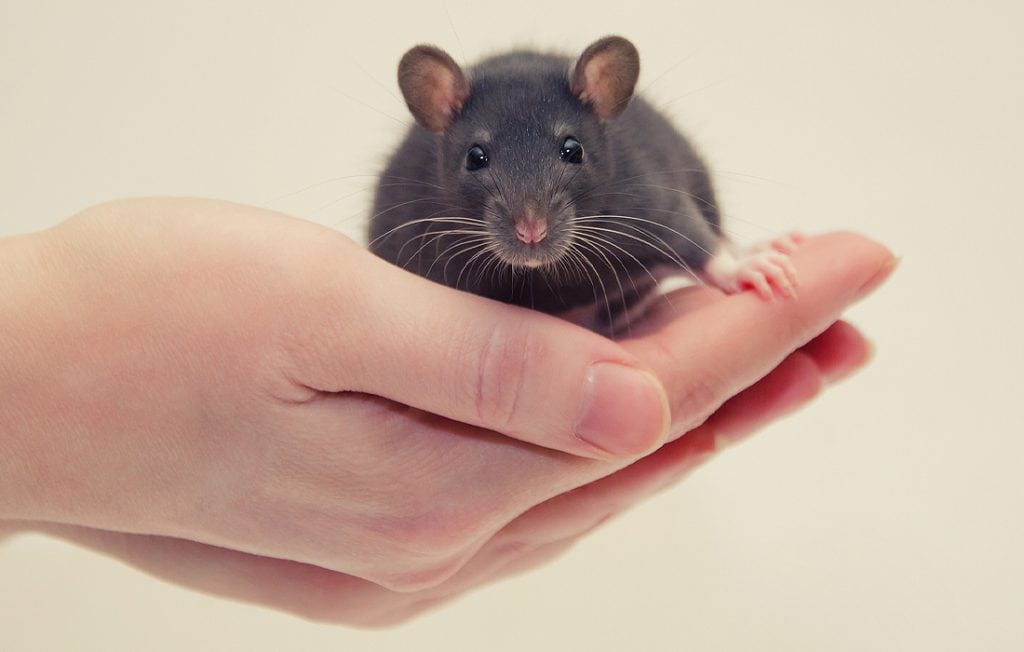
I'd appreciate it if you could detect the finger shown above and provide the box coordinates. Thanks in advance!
[465,323,873,584]
[498,351,828,545]
[375,357,816,604]
[286,320,871,592]
[0,521,22,542]
[18,323,873,628]
[288,242,670,460]
[624,232,895,438]
[798,319,872,383]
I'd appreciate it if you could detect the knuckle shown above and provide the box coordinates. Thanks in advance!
[785,309,819,347]
[672,373,725,433]
[349,502,485,593]
[370,500,490,566]
[646,331,725,433]
[406,503,486,557]
[374,557,465,593]
[493,537,539,558]
[469,320,534,429]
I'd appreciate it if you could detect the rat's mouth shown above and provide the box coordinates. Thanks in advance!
[492,238,569,269]
[495,248,552,268]
[519,255,547,269]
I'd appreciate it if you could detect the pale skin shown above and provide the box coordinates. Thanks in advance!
[0,198,895,625]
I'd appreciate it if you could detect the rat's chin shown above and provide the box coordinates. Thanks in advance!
[494,243,564,269]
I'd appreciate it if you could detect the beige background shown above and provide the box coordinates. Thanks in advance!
[2,1,1022,650]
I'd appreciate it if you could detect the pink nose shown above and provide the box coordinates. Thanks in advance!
[515,221,548,245]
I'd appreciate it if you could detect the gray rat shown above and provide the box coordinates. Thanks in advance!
[368,36,799,334]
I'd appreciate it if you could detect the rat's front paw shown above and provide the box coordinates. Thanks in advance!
[745,231,805,256]
[733,249,798,299]
[704,235,802,299]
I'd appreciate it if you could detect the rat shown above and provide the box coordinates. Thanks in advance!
[368,36,800,335]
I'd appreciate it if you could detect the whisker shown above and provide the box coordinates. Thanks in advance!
[478,249,506,288]
[563,165,714,208]
[368,215,486,248]
[572,223,703,286]
[633,205,758,242]
[265,174,372,205]
[467,170,503,208]
[572,229,670,295]
[455,243,500,290]
[559,247,599,318]
[428,235,493,277]
[311,186,372,214]
[619,182,719,214]
[573,220,690,269]
[484,168,510,206]
[399,229,489,270]
[328,84,410,128]
[375,174,448,191]
[589,217,690,264]
[566,239,616,331]
[556,162,586,198]
[268,171,447,208]
[364,197,462,227]
[571,234,639,336]
[351,59,407,108]
[571,214,714,257]
[438,239,493,286]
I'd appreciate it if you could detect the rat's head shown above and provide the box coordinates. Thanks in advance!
[397,37,640,269]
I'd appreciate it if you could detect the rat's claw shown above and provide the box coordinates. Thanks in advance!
[741,250,796,299]
[773,248,799,289]
[770,231,805,255]
[738,266,774,299]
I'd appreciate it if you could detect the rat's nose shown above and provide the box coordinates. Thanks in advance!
[515,220,548,245]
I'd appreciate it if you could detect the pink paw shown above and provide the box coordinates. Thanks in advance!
[733,249,799,299]
[704,233,803,300]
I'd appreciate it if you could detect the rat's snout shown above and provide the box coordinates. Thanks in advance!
[513,207,548,245]
[486,198,565,268]
[514,220,548,245]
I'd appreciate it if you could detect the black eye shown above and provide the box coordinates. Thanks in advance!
[560,136,584,164]
[466,145,489,171]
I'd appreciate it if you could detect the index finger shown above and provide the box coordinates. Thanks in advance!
[623,232,896,437]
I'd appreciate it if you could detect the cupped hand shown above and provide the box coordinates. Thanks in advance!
[16,320,872,626]
[0,198,893,612]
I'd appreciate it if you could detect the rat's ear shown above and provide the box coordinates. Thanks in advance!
[570,36,640,121]
[398,45,469,133]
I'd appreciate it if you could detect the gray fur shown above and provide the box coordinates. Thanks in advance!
[368,39,722,325]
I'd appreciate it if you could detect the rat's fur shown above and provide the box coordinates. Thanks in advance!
[369,38,723,328]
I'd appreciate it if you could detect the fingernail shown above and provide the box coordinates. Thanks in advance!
[855,255,900,300]
[575,363,670,457]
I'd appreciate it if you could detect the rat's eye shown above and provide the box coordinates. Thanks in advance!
[466,145,489,171]
[560,136,584,164]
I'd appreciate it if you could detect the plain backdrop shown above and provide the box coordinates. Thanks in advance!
[2,1,1022,650]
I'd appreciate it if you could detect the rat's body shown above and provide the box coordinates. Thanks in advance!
[369,37,797,332]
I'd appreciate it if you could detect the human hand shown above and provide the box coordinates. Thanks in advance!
[0,197,674,584]
[0,199,893,607]
[13,319,872,626]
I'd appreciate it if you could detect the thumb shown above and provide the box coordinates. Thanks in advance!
[288,247,670,460]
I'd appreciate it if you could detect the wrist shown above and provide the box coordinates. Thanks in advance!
[0,228,110,523]
[0,231,58,519]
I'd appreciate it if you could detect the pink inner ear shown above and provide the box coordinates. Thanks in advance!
[578,55,624,120]
[427,67,461,121]
[583,59,613,104]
